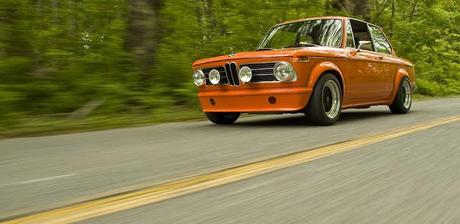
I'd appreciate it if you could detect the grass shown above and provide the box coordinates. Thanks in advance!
[0,95,458,139]
[0,109,205,139]
[412,94,460,101]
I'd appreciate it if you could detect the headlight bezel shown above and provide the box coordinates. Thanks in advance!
[273,62,297,82]
[193,70,206,87]
[238,66,253,83]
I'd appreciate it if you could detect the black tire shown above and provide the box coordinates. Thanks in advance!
[306,74,342,126]
[389,77,412,114]
[205,112,240,125]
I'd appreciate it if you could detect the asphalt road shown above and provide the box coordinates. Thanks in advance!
[1,97,460,223]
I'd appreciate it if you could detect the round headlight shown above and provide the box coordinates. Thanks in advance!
[193,70,205,86]
[209,69,221,85]
[274,62,297,82]
[239,66,253,83]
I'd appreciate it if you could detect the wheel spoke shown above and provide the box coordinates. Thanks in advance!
[403,81,412,109]
[322,80,341,119]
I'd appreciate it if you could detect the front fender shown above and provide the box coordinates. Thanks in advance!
[306,61,345,93]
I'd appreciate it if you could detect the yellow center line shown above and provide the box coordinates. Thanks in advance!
[2,115,460,224]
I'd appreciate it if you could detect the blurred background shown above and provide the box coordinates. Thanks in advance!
[0,0,459,136]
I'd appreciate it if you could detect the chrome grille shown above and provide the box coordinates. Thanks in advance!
[203,67,228,85]
[241,62,277,82]
[225,62,240,86]
[202,62,278,85]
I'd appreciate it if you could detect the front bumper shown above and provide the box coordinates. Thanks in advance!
[198,87,312,113]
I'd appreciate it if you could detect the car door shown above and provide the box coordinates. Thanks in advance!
[368,25,396,99]
[346,20,387,102]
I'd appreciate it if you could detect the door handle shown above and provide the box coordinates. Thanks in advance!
[376,56,384,60]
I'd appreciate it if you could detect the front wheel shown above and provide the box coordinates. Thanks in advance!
[306,74,342,126]
[389,77,412,114]
[205,112,240,125]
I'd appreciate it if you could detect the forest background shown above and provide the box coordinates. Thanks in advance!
[0,0,459,136]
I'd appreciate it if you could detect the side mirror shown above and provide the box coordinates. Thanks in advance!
[357,41,371,52]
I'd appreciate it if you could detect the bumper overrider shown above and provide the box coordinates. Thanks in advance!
[195,60,312,113]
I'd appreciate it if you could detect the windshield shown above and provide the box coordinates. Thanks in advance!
[258,19,343,50]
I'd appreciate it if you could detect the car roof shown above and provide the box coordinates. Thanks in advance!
[276,16,379,29]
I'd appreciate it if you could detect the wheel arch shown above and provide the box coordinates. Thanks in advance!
[390,68,410,102]
[307,61,345,96]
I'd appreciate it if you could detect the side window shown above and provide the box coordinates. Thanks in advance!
[346,20,355,48]
[369,26,392,54]
[350,20,373,51]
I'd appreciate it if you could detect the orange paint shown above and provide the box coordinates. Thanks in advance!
[192,16,415,113]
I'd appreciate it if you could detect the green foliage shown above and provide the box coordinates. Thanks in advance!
[381,0,460,96]
[0,0,459,131]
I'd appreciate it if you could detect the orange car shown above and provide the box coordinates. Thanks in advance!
[192,16,415,125]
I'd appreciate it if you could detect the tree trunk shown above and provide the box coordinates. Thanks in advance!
[67,0,77,35]
[52,0,59,24]
[1,2,33,57]
[409,0,418,23]
[124,0,163,83]
[372,0,391,22]
[198,0,217,40]
[331,0,371,21]
[390,0,395,37]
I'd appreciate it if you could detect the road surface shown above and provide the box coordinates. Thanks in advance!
[0,97,459,223]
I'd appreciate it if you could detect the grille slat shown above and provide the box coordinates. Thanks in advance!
[229,63,240,86]
[252,69,274,75]
[245,63,276,70]
[251,75,278,82]
[224,64,234,85]
[222,63,240,86]
[251,73,274,76]
[241,63,277,83]
[251,68,274,71]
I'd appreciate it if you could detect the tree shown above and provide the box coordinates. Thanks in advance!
[125,0,164,83]
[0,0,459,130]
[329,0,371,20]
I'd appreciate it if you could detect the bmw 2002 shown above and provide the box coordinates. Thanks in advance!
[192,16,415,125]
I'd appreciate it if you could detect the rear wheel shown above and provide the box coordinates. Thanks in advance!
[205,112,240,125]
[306,74,342,126]
[389,77,412,114]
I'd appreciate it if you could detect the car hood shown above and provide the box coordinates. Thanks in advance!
[192,47,344,67]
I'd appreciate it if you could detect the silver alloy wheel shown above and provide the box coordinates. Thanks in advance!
[322,80,341,119]
[402,80,412,109]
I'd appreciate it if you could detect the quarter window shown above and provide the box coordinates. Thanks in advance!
[369,26,392,54]
[346,20,355,48]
